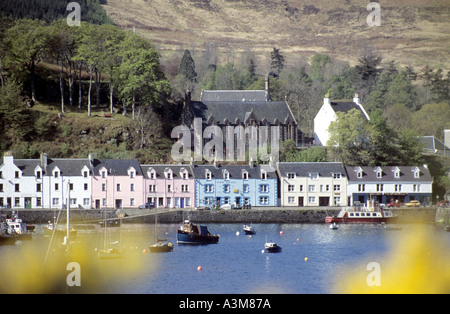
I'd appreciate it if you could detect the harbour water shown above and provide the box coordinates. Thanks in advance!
[0,222,448,294]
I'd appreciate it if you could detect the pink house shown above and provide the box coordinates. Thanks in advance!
[91,158,145,209]
[141,165,195,209]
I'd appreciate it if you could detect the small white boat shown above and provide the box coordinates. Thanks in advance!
[243,224,256,235]
[264,242,282,253]
[329,223,338,230]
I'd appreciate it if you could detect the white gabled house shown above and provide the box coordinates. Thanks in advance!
[314,93,370,146]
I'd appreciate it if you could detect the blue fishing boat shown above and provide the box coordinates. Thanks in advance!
[177,220,219,244]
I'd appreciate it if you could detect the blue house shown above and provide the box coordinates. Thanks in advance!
[192,163,278,208]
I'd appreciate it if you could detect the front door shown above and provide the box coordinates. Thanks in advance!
[180,198,184,208]
[115,199,122,209]
[298,197,304,207]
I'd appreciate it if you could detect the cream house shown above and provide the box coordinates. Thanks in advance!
[277,162,348,207]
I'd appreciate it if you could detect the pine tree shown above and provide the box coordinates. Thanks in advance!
[178,50,197,83]
[270,48,285,78]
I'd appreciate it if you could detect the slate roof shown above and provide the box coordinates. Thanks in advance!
[192,164,277,180]
[12,158,91,176]
[277,162,346,178]
[141,164,194,179]
[201,90,268,102]
[345,166,432,182]
[419,136,450,152]
[191,100,296,125]
[330,101,368,119]
[93,159,143,176]
[12,159,41,176]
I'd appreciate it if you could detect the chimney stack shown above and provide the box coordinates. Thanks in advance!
[444,129,450,149]
[265,74,270,101]
[353,93,360,105]
[40,153,47,172]
[324,93,331,106]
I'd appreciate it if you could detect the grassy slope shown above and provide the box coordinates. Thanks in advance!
[101,0,450,69]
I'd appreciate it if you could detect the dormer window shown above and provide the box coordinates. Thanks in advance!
[413,167,420,178]
[394,167,400,178]
[54,171,59,178]
[261,170,267,180]
[166,172,172,179]
[333,173,341,179]
[242,171,248,180]
[206,170,211,180]
[223,170,229,180]
[287,172,295,179]
[375,167,383,178]
[310,173,318,180]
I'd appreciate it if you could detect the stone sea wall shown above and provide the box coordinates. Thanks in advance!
[2,207,438,224]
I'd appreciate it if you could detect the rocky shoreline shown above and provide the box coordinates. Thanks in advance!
[1,207,439,224]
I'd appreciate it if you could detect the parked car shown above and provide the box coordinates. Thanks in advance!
[437,201,450,207]
[405,200,420,207]
[195,206,211,211]
[138,202,155,209]
[387,201,402,208]
[220,204,232,210]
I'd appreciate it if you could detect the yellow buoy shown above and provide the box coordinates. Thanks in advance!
[304,257,308,262]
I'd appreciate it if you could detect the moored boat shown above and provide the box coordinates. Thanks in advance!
[263,242,282,253]
[329,222,338,230]
[243,224,256,235]
[177,220,219,244]
[5,218,34,240]
[325,205,397,224]
[149,241,174,252]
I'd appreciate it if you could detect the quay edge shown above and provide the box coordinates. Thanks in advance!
[1,207,438,224]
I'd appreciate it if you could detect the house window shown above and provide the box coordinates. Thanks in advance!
[394,171,400,178]
[182,185,189,192]
[130,198,135,206]
[101,171,106,178]
[259,196,269,205]
[55,183,59,191]
[358,184,365,192]
[37,197,42,206]
[376,184,383,192]
[224,197,230,204]
[206,171,211,180]
[36,171,41,179]
[54,171,59,178]
[69,183,73,191]
[243,184,249,193]
[84,183,88,191]
[299,185,303,192]
[130,183,135,191]
[333,173,341,179]
[130,171,134,178]
[260,185,269,193]
[83,171,88,178]
[149,185,156,192]
[182,172,188,180]
[288,185,295,192]
[310,173,318,180]
[308,185,315,192]
[14,197,20,207]
[167,184,172,192]
[357,171,362,178]
[102,183,106,191]
[261,171,267,180]
[395,184,402,192]
[116,184,121,191]
[36,183,42,192]
[308,196,316,204]
[413,184,420,192]
[205,185,213,193]
[243,172,248,180]
[52,198,59,206]
[102,198,107,206]
[288,196,295,204]
[287,173,295,179]
[376,171,382,178]
[333,185,341,191]
[414,170,420,178]
[224,171,229,180]
[15,171,20,178]
[224,185,230,193]
[166,172,172,179]
[150,172,155,179]
[83,198,90,206]
[0,184,3,192]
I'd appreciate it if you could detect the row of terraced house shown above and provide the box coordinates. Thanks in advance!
[0,152,433,210]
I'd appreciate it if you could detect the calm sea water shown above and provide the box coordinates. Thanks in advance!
[1,222,448,294]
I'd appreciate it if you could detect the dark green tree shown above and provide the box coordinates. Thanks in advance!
[178,50,197,83]
[269,47,285,78]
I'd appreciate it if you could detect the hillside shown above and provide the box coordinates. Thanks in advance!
[101,0,450,69]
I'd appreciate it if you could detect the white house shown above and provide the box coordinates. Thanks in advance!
[345,165,433,206]
[0,152,92,209]
[314,93,370,146]
[277,162,348,207]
